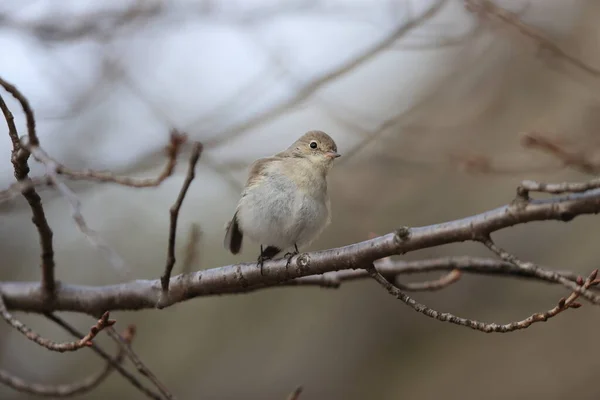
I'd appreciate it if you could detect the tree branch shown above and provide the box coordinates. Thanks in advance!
[2,183,600,314]
[106,327,174,399]
[160,142,203,294]
[0,325,134,397]
[366,264,596,333]
[465,0,600,78]
[46,315,163,400]
[0,294,114,352]
[0,87,55,294]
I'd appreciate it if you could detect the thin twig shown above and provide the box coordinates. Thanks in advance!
[55,130,187,187]
[0,76,39,144]
[106,327,175,400]
[0,88,55,293]
[160,142,203,293]
[46,315,163,400]
[366,264,593,333]
[0,294,113,352]
[0,325,135,397]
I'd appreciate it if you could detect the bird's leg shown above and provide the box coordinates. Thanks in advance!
[283,243,300,268]
[257,245,280,275]
[257,245,267,276]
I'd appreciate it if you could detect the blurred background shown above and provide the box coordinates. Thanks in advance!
[1,0,600,399]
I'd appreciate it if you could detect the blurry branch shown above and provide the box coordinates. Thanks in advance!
[0,1,162,42]
[4,178,600,318]
[465,0,600,78]
[26,142,127,273]
[453,132,600,175]
[521,132,600,175]
[201,0,447,149]
[0,325,135,397]
[46,316,163,400]
[287,386,303,400]
[0,293,113,352]
[160,142,203,294]
[106,327,174,400]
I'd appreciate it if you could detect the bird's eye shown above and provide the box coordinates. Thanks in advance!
[309,141,318,149]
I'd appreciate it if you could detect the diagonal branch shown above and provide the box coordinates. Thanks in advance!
[465,0,600,78]
[106,327,174,399]
[0,294,114,352]
[25,142,127,273]
[201,0,447,149]
[0,325,135,397]
[3,178,600,315]
[46,315,163,400]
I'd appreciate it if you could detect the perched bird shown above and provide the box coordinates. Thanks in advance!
[224,130,340,272]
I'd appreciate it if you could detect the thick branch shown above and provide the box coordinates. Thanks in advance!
[2,187,600,314]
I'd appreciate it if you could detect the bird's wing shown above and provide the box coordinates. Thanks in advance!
[243,156,280,193]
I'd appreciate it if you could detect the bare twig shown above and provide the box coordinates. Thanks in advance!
[0,325,135,397]
[55,130,187,187]
[478,236,600,305]
[106,327,174,400]
[0,85,55,293]
[0,130,188,205]
[0,294,113,352]
[160,142,203,294]
[518,178,600,197]
[465,0,600,78]
[366,264,594,333]
[46,315,163,400]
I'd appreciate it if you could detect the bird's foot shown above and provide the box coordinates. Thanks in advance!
[257,254,270,276]
[257,245,281,275]
[284,244,300,268]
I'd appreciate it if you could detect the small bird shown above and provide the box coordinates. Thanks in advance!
[224,130,340,272]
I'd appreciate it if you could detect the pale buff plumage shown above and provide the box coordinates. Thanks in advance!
[224,131,340,261]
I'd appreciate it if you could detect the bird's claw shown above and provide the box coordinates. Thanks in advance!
[283,251,299,268]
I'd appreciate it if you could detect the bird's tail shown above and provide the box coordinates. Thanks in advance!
[224,212,243,254]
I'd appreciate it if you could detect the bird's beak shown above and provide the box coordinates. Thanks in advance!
[326,152,341,159]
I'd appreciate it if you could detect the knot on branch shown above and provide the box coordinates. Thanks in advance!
[394,227,411,244]
[296,253,310,272]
